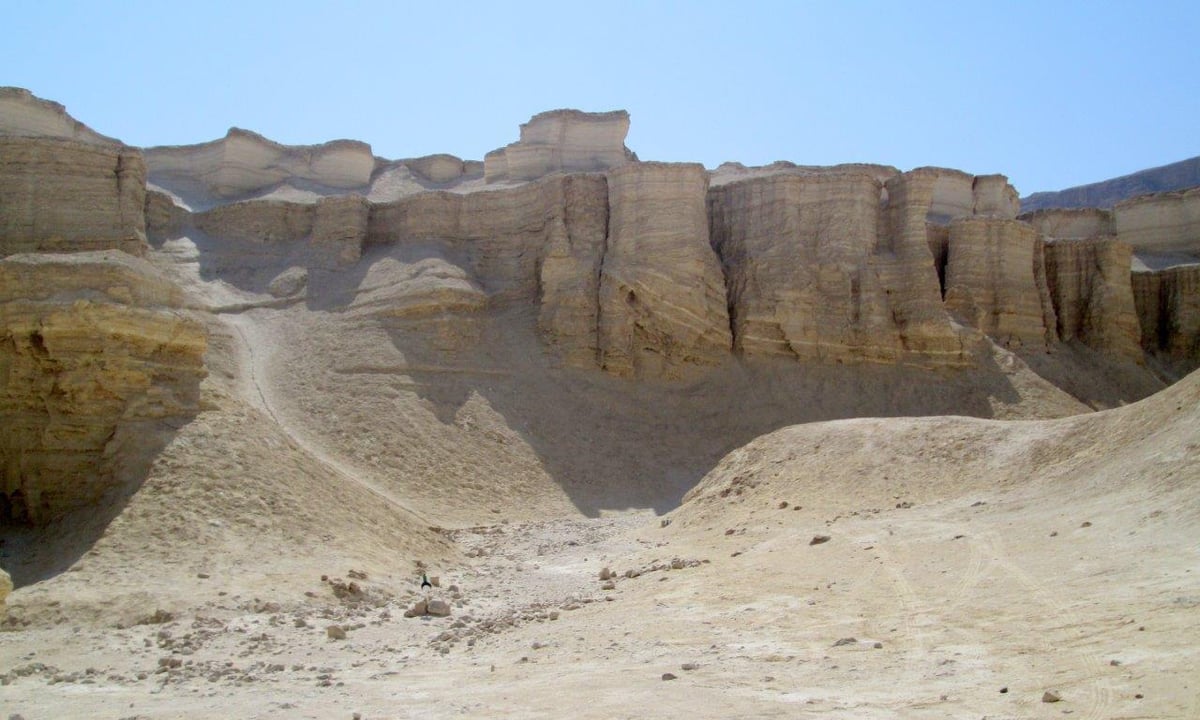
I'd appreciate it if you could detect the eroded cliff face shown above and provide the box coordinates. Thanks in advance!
[1043,239,1143,360]
[485,110,633,184]
[599,163,730,378]
[0,252,206,524]
[1132,265,1200,373]
[0,137,147,257]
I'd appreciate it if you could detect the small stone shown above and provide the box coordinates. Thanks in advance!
[724,528,736,536]
[601,581,616,591]
[1081,521,1092,528]
[872,642,883,649]
[810,535,831,546]
[661,672,677,681]
[326,625,346,640]
[1109,659,1121,666]
[670,558,686,570]
[660,518,671,528]
[833,637,856,647]
[778,501,789,509]
[681,663,699,671]
[1135,693,1144,699]
[196,573,210,579]
[426,600,452,617]
[1042,691,1061,703]
[1050,531,1058,537]
[999,687,1008,694]
[353,713,362,720]
[599,567,614,581]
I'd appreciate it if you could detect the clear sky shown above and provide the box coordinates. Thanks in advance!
[5,1,1198,195]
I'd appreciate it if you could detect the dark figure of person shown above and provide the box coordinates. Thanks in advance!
[420,572,432,590]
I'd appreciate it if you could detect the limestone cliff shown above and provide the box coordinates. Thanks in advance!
[1132,265,1200,373]
[1113,188,1200,259]
[1021,155,1200,212]
[0,137,147,257]
[0,252,206,524]
[599,163,730,377]
[485,110,634,184]
[1043,238,1143,360]
[943,218,1056,351]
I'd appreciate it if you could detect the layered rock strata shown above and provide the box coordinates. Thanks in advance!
[0,251,206,524]
[942,219,1056,351]
[485,110,633,183]
[599,163,731,377]
[1132,265,1200,371]
[1043,238,1143,359]
[144,128,374,202]
[0,86,118,145]
[1113,188,1200,258]
[1,137,147,257]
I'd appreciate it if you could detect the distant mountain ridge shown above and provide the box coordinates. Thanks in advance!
[1021,155,1200,212]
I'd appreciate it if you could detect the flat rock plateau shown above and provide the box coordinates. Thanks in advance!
[1,87,1198,719]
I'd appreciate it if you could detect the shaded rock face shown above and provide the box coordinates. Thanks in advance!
[1133,265,1200,373]
[485,110,633,183]
[144,128,375,204]
[1021,208,1114,240]
[1043,239,1143,360]
[368,174,610,364]
[600,163,731,378]
[0,252,206,525]
[0,137,147,257]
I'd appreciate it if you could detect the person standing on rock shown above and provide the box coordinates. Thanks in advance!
[420,572,432,591]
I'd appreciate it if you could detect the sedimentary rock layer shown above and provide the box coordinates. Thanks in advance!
[485,110,633,183]
[145,128,374,201]
[1113,188,1200,257]
[0,251,206,524]
[599,163,731,377]
[1042,238,1142,359]
[1132,265,1200,371]
[0,137,147,257]
[943,218,1056,351]
[0,86,118,145]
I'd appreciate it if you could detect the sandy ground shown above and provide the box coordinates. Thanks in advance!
[1,226,1196,718]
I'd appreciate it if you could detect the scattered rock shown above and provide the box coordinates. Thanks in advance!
[1081,521,1092,528]
[833,637,857,647]
[999,687,1008,694]
[681,663,700,671]
[326,625,347,640]
[600,581,616,591]
[599,567,614,581]
[1135,693,1144,699]
[670,558,686,570]
[348,569,368,580]
[1109,659,1121,666]
[661,672,678,681]
[426,600,452,617]
[778,501,789,509]
[660,518,671,528]
[810,535,831,546]
[404,600,428,618]
[1042,690,1061,703]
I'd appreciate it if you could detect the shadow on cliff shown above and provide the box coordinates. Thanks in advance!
[0,418,196,590]
[382,309,1032,518]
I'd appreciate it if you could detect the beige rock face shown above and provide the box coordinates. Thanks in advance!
[0,137,147,257]
[485,110,633,183]
[368,174,609,364]
[405,154,470,184]
[599,163,731,377]
[1113,188,1200,257]
[311,195,369,268]
[1132,265,1200,372]
[0,86,118,145]
[145,190,190,244]
[943,218,1056,351]
[0,251,206,524]
[1020,208,1114,240]
[144,128,375,202]
[1043,238,1143,359]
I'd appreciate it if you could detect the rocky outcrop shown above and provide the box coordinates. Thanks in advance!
[144,128,375,203]
[0,137,148,257]
[1042,238,1142,359]
[1132,265,1200,373]
[1021,155,1200,212]
[599,163,730,377]
[1020,207,1114,240]
[0,251,206,524]
[485,110,633,183]
[1113,188,1200,258]
[405,154,476,184]
[943,219,1056,351]
[0,86,118,145]
[368,174,609,365]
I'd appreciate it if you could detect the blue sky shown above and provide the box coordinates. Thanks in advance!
[5,1,1198,194]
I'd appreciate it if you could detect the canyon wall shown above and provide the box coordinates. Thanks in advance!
[0,137,147,257]
[0,252,206,524]
[485,110,633,183]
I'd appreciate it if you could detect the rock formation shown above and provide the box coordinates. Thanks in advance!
[1021,155,1200,212]
[0,251,206,524]
[1132,265,1200,373]
[0,87,118,145]
[599,163,730,377]
[943,219,1056,351]
[485,110,633,183]
[0,136,147,257]
[1043,238,1143,360]
[1113,188,1200,258]
[144,128,375,204]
